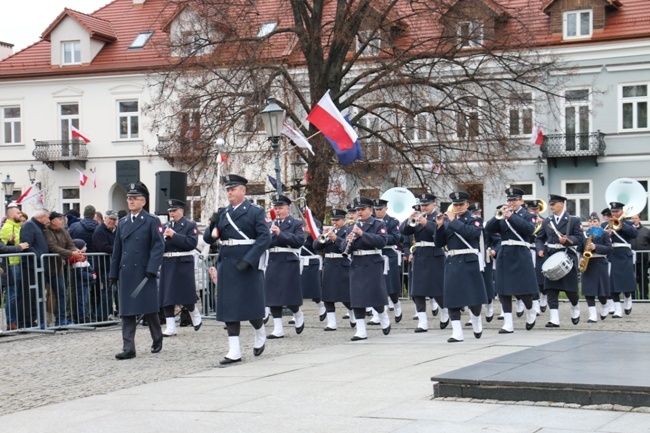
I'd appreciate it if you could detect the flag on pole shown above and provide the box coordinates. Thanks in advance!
[90,168,97,189]
[217,153,227,163]
[15,185,33,204]
[426,156,444,179]
[267,175,287,192]
[303,206,321,238]
[71,125,91,143]
[16,186,42,205]
[306,90,358,151]
[529,124,544,146]
[325,114,363,165]
[76,169,88,186]
[282,122,314,155]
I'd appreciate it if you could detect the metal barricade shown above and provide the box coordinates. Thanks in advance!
[196,253,218,317]
[634,250,650,301]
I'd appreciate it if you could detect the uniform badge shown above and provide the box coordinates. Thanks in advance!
[192,228,197,234]
[380,228,386,234]
[453,192,459,200]
[158,226,163,233]
[225,175,231,182]
[474,221,480,227]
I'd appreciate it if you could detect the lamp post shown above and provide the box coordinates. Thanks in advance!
[291,154,306,198]
[535,155,546,186]
[260,96,285,196]
[2,174,15,207]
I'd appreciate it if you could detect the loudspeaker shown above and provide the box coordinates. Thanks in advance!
[155,171,187,215]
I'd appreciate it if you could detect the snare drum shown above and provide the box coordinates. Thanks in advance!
[541,251,573,281]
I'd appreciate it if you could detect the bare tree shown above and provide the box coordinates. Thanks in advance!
[146,0,565,219]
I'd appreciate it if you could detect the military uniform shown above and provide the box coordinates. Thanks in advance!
[110,183,165,359]
[580,217,612,322]
[469,202,498,322]
[608,200,638,316]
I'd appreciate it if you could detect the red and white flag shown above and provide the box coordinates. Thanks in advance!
[71,125,91,143]
[89,167,98,189]
[76,169,88,186]
[306,90,358,151]
[282,121,314,155]
[217,153,227,163]
[529,124,544,146]
[303,206,321,238]
[15,185,33,204]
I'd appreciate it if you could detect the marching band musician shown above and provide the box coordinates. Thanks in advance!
[313,209,354,330]
[204,174,271,365]
[371,198,403,324]
[160,199,202,337]
[535,194,584,327]
[342,203,361,321]
[526,200,547,314]
[485,187,538,333]
[266,194,306,339]
[600,208,616,316]
[469,202,498,322]
[580,212,612,322]
[434,191,487,342]
[300,221,327,323]
[607,201,638,317]
[347,196,390,341]
[400,193,446,333]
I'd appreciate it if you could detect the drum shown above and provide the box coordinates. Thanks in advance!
[541,251,573,281]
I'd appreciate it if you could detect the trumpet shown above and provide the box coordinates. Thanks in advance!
[342,218,361,257]
[317,228,334,244]
[408,212,426,227]
[495,207,513,220]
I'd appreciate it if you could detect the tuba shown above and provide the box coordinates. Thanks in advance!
[605,178,647,230]
[381,187,417,223]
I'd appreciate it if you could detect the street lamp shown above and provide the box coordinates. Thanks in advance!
[2,174,15,206]
[260,96,285,195]
[535,155,546,186]
[291,154,306,197]
[27,164,37,184]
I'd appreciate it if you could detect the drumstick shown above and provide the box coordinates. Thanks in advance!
[549,221,574,245]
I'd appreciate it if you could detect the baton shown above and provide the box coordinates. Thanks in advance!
[130,277,149,299]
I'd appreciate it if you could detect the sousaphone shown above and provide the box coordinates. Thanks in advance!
[381,187,417,223]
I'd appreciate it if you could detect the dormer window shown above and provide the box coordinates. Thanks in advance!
[357,30,381,57]
[457,21,483,48]
[257,22,277,38]
[129,31,154,49]
[62,41,81,64]
[563,10,592,40]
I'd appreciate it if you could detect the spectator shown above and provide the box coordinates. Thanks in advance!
[69,239,96,324]
[0,206,29,330]
[19,209,51,328]
[630,215,650,299]
[68,205,99,252]
[117,210,127,219]
[93,212,103,226]
[92,210,118,320]
[65,208,81,229]
[44,211,84,326]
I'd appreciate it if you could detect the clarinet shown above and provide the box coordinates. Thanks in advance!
[342,218,361,258]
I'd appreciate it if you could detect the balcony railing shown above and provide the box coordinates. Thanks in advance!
[540,131,606,159]
[33,140,89,169]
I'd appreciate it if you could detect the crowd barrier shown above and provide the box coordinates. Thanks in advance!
[2,249,648,335]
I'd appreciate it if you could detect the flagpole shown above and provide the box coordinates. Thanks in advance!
[214,138,225,212]
[306,130,322,140]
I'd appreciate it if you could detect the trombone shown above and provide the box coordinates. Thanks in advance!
[607,205,633,231]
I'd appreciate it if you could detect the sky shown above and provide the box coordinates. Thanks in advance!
[0,0,112,52]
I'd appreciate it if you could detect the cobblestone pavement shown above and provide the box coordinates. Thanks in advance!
[1,299,649,415]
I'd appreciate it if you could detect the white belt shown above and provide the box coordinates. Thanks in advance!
[269,247,300,254]
[589,253,608,258]
[163,251,194,257]
[612,243,631,248]
[383,246,397,250]
[501,240,533,248]
[352,249,382,256]
[545,243,566,249]
[447,248,479,257]
[325,253,346,259]
[414,241,436,248]
[220,239,256,246]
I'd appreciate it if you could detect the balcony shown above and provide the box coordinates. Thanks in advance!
[156,136,210,167]
[33,140,88,170]
[540,131,606,167]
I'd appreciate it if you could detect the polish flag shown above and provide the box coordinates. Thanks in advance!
[77,169,88,186]
[303,206,321,238]
[529,124,544,146]
[306,90,358,151]
[217,153,227,163]
[71,125,91,143]
[90,168,97,189]
[15,185,33,204]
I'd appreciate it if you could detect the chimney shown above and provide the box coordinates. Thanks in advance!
[133,0,146,6]
[0,41,14,61]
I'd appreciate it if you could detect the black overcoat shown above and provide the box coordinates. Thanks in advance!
[265,216,304,307]
[160,216,199,307]
[314,226,350,303]
[348,217,388,308]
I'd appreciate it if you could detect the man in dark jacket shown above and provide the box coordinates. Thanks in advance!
[69,205,99,252]
[630,214,650,299]
[20,209,52,328]
[92,210,118,320]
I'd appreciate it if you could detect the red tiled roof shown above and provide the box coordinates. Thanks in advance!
[1,0,648,81]
[542,0,623,13]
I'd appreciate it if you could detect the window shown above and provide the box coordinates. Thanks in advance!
[357,30,381,57]
[59,103,81,156]
[456,97,479,139]
[2,106,21,144]
[636,179,649,222]
[61,188,80,215]
[179,98,200,144]
[405,114,432,142]
[457,21,483,48]
[181,31,210,56]
[187,185,202,222]
[563,10,592,39]
[508,93,533,136]
[621,84,649,131]
[118,100,140,139]
[563,181,591,221]
[257,22,277,38]
[508,182,534,197]
[62,41,81,64]
[564,89,590,151]
[129,31,154,49]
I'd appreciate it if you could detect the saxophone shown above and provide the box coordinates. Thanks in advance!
[578,235,593,273]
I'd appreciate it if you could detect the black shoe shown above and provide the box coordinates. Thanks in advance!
[498,328,513,334]
[365,310,373,317]
[474,331,482,339]
[465,322,472,327]
[219,357,241,365]
[288,319,295,325]
[194,322,202,331]
[324,327,337,331]
[497,316,504,320]
[382,325,391,335]
[267,334,284,339]
[625,308,632,316]
[526,321,536,331]
[342,314,350,319]
[431,307,439,317]
[571,316,580,325]
[486,315,494,323]
[395,314,402,323]
[351,335,367,341]
[151,339,163,353]
[447,337,463,343]
[613,314,622,319]
[115,350,136,360]
[516,311,524,318]
[367,320,380,326]
[388,307,394,311]
[350,321,356,328]
[540,305,547,312]
[545,322,560,328]
[414,327,428,333]
[295,323,304,334]
[412,315,418,321]
[588,319,597,323]
[253,344,265,357]
[600,315,607,321]
[439,319,449,330]
[319,312,327,322]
